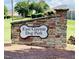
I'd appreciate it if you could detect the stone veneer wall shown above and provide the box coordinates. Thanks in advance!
[11,9,68,49]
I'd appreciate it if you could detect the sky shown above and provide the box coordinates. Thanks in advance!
[4,0,75,10]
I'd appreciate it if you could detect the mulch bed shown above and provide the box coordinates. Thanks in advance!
[4,44,75,59]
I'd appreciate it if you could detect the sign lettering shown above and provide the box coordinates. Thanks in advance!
[20,25,48,38]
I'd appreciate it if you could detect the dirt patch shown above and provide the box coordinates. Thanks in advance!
[4,44,75,59]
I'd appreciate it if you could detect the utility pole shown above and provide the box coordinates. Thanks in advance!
[11,0,13,21]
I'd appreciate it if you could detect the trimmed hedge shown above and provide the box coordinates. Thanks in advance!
[47,11,54,15]
[4,16,11,19]
[32,13,44,18]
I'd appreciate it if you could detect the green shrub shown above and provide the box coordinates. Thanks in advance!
[47,11,54,15]
[32,13,44,18]
[37,13,44,17]
[4,16,11,19]
[31,14,36,18]
[67,36,75,45]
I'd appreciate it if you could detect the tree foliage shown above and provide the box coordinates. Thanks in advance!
[4,5,8,16]
[15,1,29,17]
[14,1,49,17]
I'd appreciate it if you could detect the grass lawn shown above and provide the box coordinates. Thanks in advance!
[4,18,31,43]
[67,20,75,39]
[4,19,75,43]
[4,19,12,43]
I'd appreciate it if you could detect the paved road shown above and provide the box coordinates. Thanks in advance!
[4,44,75,59]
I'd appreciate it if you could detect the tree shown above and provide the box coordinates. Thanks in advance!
[38,1,49,11]
[15,1,29,17]
[4,5,8,16]
[29,1,49,13]
[14,1,49,17]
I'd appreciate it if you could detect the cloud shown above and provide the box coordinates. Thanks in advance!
[45,0,74,9]
[4,0,75,10]
[45,0,65,8]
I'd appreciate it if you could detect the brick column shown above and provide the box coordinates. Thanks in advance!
[55,9,69,18]
[54,9,69,49]
[55,9,69,24]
